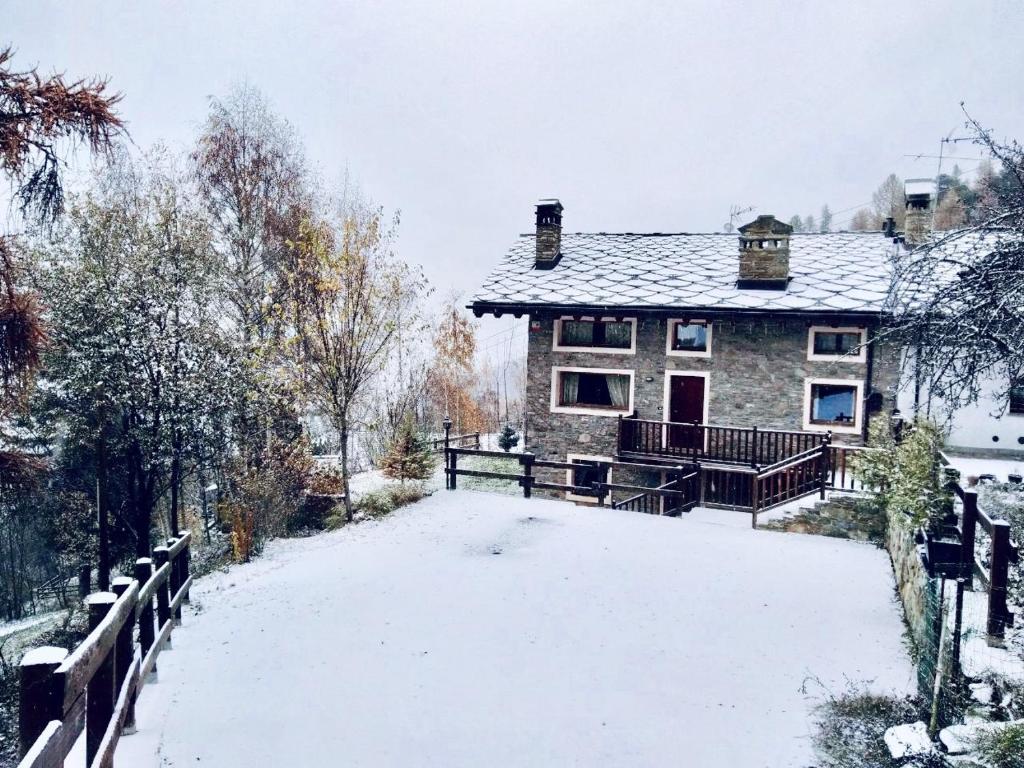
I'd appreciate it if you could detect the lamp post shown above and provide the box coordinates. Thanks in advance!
[443,415,452,489]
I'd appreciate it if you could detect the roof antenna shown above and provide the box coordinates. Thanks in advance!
[723,204,756,233]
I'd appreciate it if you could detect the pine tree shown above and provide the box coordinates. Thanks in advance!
[379,418,436,483]
[497,423,520,452]
[820,205,832,232]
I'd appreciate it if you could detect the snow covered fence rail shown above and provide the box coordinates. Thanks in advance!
[16,531,193,768]
[429,431,480,453]
[950,483,1018,639]
[444,446,700,516]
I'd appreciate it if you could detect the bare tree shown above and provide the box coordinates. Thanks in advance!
[871,173,905,230]
[192,83,308,346]
[288,196,420,520]
[885,111,1024,410]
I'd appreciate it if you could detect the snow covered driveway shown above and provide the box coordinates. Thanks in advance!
[120,492,913,768]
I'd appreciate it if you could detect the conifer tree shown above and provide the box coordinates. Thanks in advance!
[379,418,436,483]
[497,423,520,453]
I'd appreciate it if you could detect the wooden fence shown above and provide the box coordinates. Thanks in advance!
[954,485,1019,639]
[444,435,848,526]
[17,532,194,768]
[430,432,480,453]
[617,416,823,466]
[444,447,700,515]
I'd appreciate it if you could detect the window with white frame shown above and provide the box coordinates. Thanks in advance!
[807,326,867,362]
[1010,378,1024,415]
[804,378,863,433]
[553,317,636,353]
[666,319,711,357]
[565,454,612,502]
[550,367,634,415]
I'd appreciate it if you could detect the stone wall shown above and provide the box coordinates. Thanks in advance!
[759,496,886,542]
[525,311,902,491]
[886,511,936,652]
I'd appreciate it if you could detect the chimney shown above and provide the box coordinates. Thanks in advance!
[535,199,563,269]
[736,215,793,289]
[904,178,934,245]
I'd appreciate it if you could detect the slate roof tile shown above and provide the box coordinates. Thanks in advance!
[473,232,900,314]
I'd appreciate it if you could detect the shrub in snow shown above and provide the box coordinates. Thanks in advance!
[379,419,435,483]
[974,721,1024,768]
[854,416,950,530]
[810,682,927,767]
[325,485,428,529]
[226,437,318,544]
[228,506,257,563]
[497,424,520,452]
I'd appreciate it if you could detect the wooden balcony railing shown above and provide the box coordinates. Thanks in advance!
[617,416,825,466]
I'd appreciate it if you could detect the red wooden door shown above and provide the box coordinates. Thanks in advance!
[668,375,705,451]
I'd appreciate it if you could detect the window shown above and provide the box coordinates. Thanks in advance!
[1010,380,1024,415]
[553,317,636,354]
[565,454,612,503]
[807,326,867,362]
[550,367,634,416]
[666,320,712,358]
[803,378,863,434]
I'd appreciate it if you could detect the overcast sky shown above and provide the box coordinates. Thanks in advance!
[5,0,1023,352]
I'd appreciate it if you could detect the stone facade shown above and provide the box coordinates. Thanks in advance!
[525,311,901,489]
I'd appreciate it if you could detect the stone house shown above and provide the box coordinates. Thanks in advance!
[470,200,906,497]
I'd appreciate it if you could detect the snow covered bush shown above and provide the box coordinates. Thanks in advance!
[973,721,1024,768]
[810,684,928,768]
[855,416,949,529]
[497,424,519,452]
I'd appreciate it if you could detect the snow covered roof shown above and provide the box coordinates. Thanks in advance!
[471,231,900,316]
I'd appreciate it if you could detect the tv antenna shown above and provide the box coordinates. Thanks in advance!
[723,204,755,233]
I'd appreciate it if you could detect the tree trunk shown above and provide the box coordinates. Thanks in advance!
[170,433,181,534]
[97,423,110,592]
[339,412,353,522]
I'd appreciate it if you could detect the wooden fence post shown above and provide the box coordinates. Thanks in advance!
[750,473,759,529]
[135,558,156,681]
[85,592,117,764]
[111,577,137,734]
[153,546,172,647]
[443,417,452,489]
[750,425,759,468]
[178,531,192,604]
[521,452,534,498]
[989,520,1012,640]
[18,646,67,756]
[450,451,458,490]
[167,537,183,623]
[819,436,830,500]
[961,490,977,584]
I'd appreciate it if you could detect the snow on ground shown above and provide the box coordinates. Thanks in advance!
[117,493,914,768]
[944,454,1024,483]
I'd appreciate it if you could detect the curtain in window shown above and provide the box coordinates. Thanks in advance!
[561,321,593,346]
[560,372,580,405]
[605,374,630,409]
[604,321,632,348]
[674,323,706,350]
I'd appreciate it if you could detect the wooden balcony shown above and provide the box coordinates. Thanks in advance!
[617,416,827,467]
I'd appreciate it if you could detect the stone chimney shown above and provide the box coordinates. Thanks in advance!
[904,178,934,245]
[737,215,793,289]
[535,199,563,269]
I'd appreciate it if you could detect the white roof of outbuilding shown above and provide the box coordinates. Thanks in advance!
[471,232,900,316]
